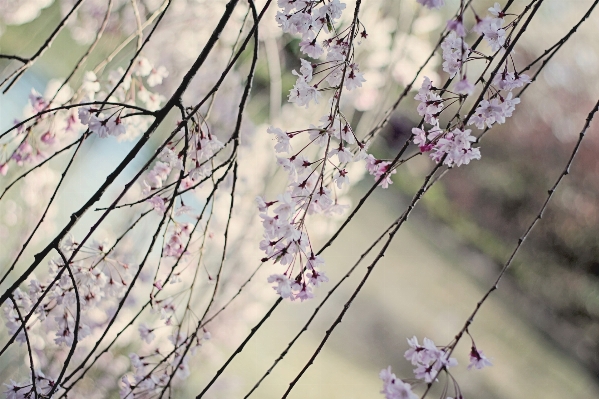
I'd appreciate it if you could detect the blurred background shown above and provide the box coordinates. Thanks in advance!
[1,0,598,398]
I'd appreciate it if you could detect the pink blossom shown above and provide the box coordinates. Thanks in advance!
[299,38,324,58]
[306,269,329,287]
[379,366,418,399]
[147,196,166,215]
[468,346,493,370]
[447,17,466,37]
[345,63,366,91]
[138,323,156,344]
[288,79,321,108]
[267,274,294,299]
[455,76,475,95]
[147,66,169,87]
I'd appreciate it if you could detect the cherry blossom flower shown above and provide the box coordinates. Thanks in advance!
[307,253,325,270]
[468,98,504,129]
[276,0,296,13]
[267,274,294,299]
[81,71,100,96]
[447,16,466,37]
[256,196,270,213]
[488,2,505,18]
[306,269,329,287]
[293,282,314,301]
[478,17,506,52]
[288,12,312,35]
[345,63,366,90]
[317,0,346,23]
[412,127,428,150]
[300,37,324,58]
[268,126,292,153]
[138,87,165,111]
[288,79,321,108]
[441,32,470,78]
[379,366,418,399]
[3,379,29,399]
[134,57,153,77]
[333,169,350,188]
[415,77,444,125]
[275,11,292,32]
[501,92,520,119]
[468,346,493,370]
[402,336,458,383]
[147,196,166,215]
[274,192,295,219]
[455,76,475,95]
[329,145,353,163]
[292,59,314,82]
[404,336,440,365]
[493,71,531,91]
[88,114,126,138]
[426,128,481,167]
[147,65,169,87]
[366,155,397,188]
[414,363,437,383]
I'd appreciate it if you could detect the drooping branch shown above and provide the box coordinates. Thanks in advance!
[420,97,599,399]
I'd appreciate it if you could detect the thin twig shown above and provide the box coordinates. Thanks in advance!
[49,249,81,397]
[0,0,86,93]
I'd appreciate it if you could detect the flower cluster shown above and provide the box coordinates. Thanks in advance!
[413,124,480,167]
[1,57,168,178]
[259,115,371,299]
[3,371,56,399]
[279,0,367,108]
[441,32,469,79]
[79,103,127,138]
[143,116,224,215]
[3,235,134,349]
[258,190,330,301]
[120,329,211,398]
[379,335,491,399]
[404,336,458,383]
[259,0,375,300]
[474,3,508,52]
[379,366,418,399]
[78,57,168,141]
[468,92,520,130]
[276,0,347,58]
[163,222,194,258]
[0,85,82,176]
[366,155,396,188]
[379,337,492,399]
[411,1,531,168]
